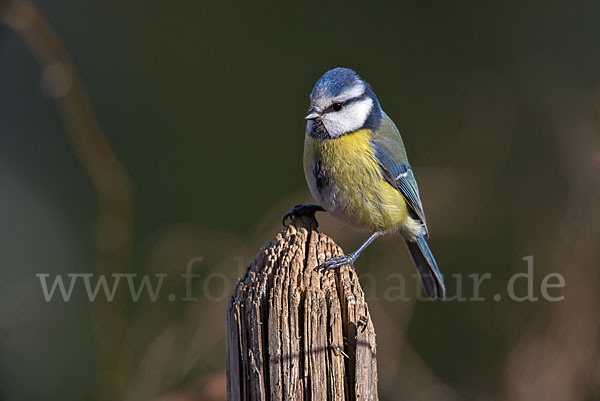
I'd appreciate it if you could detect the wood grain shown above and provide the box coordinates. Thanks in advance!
[226,215,378,400]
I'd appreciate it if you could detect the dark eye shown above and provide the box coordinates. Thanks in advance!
[332,102,343,111]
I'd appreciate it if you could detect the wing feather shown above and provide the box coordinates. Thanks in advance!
[370,116,429,234]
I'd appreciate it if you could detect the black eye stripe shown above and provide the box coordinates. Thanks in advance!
[323,102,343,114]
[323,94,366,114]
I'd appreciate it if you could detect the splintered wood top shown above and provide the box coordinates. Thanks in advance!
[226,216,378,401]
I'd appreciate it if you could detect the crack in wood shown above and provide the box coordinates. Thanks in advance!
[226,219,378,400]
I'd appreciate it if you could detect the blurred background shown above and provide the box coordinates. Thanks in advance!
[1,1,599,400]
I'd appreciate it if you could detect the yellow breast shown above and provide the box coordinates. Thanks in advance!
[304,129,409,232]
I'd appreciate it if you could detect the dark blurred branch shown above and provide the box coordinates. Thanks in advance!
[0,1,132,400]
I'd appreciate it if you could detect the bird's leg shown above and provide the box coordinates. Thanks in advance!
[318,232,382,272]
[282,204,326,227]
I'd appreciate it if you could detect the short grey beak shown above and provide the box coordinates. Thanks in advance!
[304,108,320,120]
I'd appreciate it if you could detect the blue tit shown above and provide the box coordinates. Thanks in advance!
[284,67,445,300]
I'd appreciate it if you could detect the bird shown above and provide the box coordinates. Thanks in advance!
[283,67,445,300]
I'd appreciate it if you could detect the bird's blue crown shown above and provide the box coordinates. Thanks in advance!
[311,67,364,99]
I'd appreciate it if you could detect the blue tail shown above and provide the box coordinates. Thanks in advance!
[405,236,445,300]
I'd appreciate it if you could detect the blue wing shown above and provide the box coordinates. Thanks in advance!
[370,116,429,234]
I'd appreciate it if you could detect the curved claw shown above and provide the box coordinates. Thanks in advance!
[317,255,356,272]
[281,204,301,226]
[282,204,325,227]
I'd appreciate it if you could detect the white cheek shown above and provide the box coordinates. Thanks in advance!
[322,97,373,137]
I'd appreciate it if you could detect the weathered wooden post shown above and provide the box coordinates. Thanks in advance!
[226,214,378,400]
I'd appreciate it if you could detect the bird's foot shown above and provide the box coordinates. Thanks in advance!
[317,254,356,273]
[282,204,325,227]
